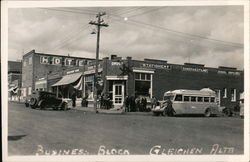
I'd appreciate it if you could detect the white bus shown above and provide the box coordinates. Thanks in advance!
[152,88,220,117]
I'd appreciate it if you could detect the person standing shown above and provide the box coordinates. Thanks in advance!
[71,90,76,107]
[124,95,130,112]
[151,96,157,109]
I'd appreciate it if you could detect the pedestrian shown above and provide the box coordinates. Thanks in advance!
[71,90,76,107]
[124,95,130,112]
[100,94,104,109]
[151,96,157,109]
[165,98,175,116]
[142,97,147,112]
[135,97,140,112]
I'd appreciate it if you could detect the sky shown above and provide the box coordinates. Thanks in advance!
[8,5,244,70]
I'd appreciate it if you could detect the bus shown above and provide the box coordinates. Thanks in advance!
[152,88,220,117]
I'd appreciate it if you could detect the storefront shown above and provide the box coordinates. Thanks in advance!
[80,55,244,110]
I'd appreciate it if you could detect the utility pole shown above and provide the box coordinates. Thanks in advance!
[89,12,108,113]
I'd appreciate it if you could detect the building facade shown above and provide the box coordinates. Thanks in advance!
[20,50,243,110]
[21,50,94,99]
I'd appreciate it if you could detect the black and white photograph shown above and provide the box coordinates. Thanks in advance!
[2,0,249,162]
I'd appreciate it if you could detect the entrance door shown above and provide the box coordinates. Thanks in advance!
[113,84,124,107]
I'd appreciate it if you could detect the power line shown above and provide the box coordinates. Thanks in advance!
[54,25,91,50]
[41,7,243,48]
[110,15,243,48]
[54,24,90,47]
[128,6,167,18]
[116,7,145,16]
[40,8,96,16]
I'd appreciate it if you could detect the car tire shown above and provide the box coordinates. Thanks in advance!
[39,101,46,110]
[204,108,211,117]
[29,98,37,108]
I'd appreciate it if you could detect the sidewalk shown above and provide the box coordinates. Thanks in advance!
[73,105,152,116]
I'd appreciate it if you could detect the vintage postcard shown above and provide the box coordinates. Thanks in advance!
[1,0,249,162]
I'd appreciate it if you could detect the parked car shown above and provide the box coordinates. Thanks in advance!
[25,91,68,110]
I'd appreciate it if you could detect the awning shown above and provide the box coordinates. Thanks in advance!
[52,72,82,87]
[74,76,83,90]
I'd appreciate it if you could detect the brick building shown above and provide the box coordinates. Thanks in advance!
[21,50,94,99]
[21,50,243,110]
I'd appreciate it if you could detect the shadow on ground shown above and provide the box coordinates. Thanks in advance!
[8,135,27,141]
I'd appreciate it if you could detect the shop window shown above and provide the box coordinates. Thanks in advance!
[184,96,190,102]
[135,81,150,97]
[191,96,197,102]
[204,97,209,102]
[197,97,203,102]
[223,88,227,98]
[85,75,94,82]
[175,95,182,101]
[231,89,236,102]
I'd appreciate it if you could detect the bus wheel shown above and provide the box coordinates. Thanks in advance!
[204,108,211,117]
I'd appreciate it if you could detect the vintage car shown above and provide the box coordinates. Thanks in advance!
[152,101,175,116]
[25,91,68,110]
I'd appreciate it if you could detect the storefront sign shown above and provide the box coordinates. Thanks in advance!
[218,70,240,76]
[142,63,171,69]
[87,64,101,70]
[112,62,123,66]
[40,56,85,66]
[66,69,80,75]
[182,67,208,73]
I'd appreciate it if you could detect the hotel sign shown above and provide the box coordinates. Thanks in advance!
[142,63,171,69]
[40,56,85,66]
[182,67,208,73]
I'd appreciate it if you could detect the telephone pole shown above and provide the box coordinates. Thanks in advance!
[89,12,108,113]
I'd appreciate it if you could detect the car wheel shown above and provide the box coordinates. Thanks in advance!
[61,102,68,111]
[29,98,37,107]
[40,101,46,110]
[204,108,211,117]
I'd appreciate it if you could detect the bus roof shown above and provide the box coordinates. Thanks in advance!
[164,88,216,96]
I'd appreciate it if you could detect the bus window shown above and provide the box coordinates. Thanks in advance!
[191,96,197,102]
[197,97,203,102]
[204,97,209,102]
[174,94,182,101]
[184,96,190,102]
[210,97,215,102]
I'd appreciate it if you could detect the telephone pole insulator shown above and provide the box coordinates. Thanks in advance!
[89,12,109,113]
